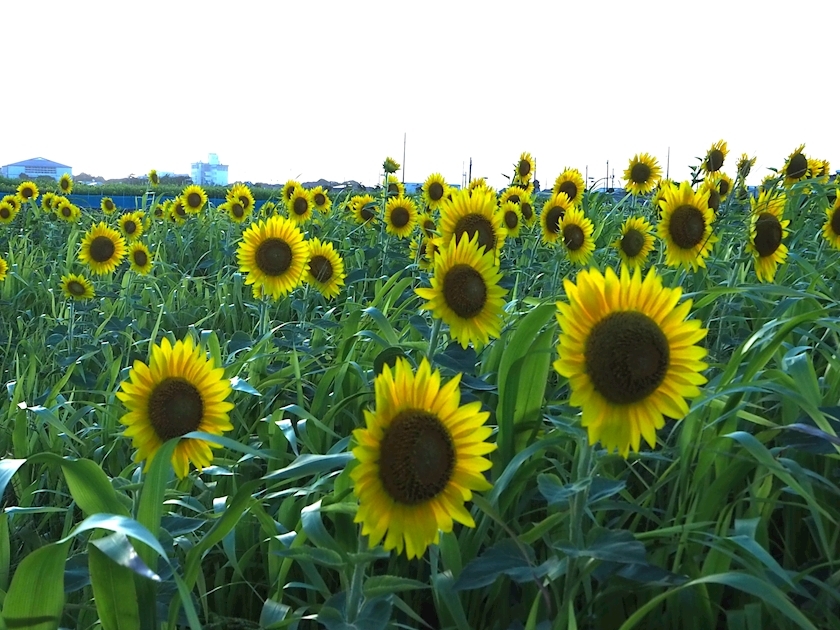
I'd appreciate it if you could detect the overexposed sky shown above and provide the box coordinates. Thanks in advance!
[3,0,838,188]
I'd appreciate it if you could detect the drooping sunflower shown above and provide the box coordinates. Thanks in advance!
[422,173,449,210]
[148,169,160,187]
[350,194,378,225]
[514,151,535,186]
[182,184,208,214]
[351,357,495,560]
[498,201,522,238]
[612,216,655,269]
[237,215,309,299]
[55,198,81,223]
[554,266,708,458]
[128,242,154,275]
[552,169,585,206]
[821,197,840,250]
[101,197,117,215]
[282,180,301,203]
[382,156,401,174]
[16,181,39,203]
[560,206,596,266]
[386,175,405,197]
[60,273,95,301]
[286,188,314,224]
[0,200,18,224]
[305,238,346,299]
[540,192,573,244]
[747,190,789,283]
[699,178,721,214]
[623,153,662,196]
[58,173,74,195]
[438,188,506,257]
[311,186,332,215]
[736,154,756,180]
[119,211,145,241]
[701,140,728,174]
[782,144,809,186]
[415,233,507,349]
[78,222,127,275]
[385,195,418,238]
[227,183,255,215]
[657,181,717,270]
[117,337,234,479]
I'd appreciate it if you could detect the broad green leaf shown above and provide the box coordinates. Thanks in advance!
[263,452,352,481]
[27,454,129,517]
[1,540,71,630]
[88,542,140,630]
[0,460,26,507]
[363,575,428,598]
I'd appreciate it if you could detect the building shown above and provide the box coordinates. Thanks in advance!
[190,153,229,186]
[0,157,72,180]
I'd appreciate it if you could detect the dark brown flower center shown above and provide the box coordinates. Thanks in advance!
[390,206,410,228]
[175,203,186,217]
[105,200,114,211]
[443,263,487,318]
[148,377,204,441]
[706,149,724,172]
[787,152,808,180]
[255,238,292,276]
[388,183,400,195]
[314,192,326,206]
[521,202,533,220]
[558,181,578,201]
[563,224,585,251]
[124,220,137,234]
[133,250,149,267]
[309,255,333,283]
[238,195,251,210]
[423,218,436,235]
[453,214,495,253]
[585,311,670,404]
[754,212,782,257]
[62,206,72,218]
[20,187,33,199]
[831,207,840,236]
[545,206,564,234]
[621,229,645,258]
[293,196,308,216]
[378,410,455,505]
[67,280,86,296]
[187,192,202,209]
[429,182,444,201]
[0,208,10,220]
[507,194,520,205]
[61,179,70,192]
[707,189,720,212]
[669,205,705,249]
[360,206,375,221]
[231,203,244,218]
[630,162,651,184]
[718,178,730,197]
[90,235,116,262]
[518,159,531,178]
[504,210,518,229]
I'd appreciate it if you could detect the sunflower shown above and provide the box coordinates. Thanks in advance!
[416,233,507,349]
[386,175,405,197]
[759,173,782,194]
[701,140,728,174]
[468,177,489,192]
[259,201,277,217]
[182,185,208,214]
[222,200,250,223]
[170,197,188,224]
[286,188,313,224]
[350,194,379,225]
[613,216,655,269]
[410,236,440,271]
[237,215,309,299]
[385,195,418,238]
[383,156,401,174]
[79,222,127,275]
[623,153,662,196]
[439,188,506,257]
[782,144,809,186]
[41,192,59,213]
[418,211,437,238]
[657,181,717,270]
[560,206,596,265]
[808,158,830,184]
[351,356,494,559]
[101,197,117,215]
[499,201,523,237]
[128,242,154,275]
[282,180,301,203]
[747,190,789,283]
[552,169,585,206]
[737,154,756,180]
[0,256,8,281]
[554,266,708,457]
[60,273,95,300]
[311,186,332,214]
[519,196,536,226]
[119,211,145,240]
[514,152,535,186]
[16,181,39,203]
[153,203,167,220]
[58,173,73,195]
[55,198,81,222]
[540,192,573,244]
[714,172,734,200]
[2,195,20,213]
[305,238,345,298]
[821,197,840,250]
[227,183,255,214]
[699,178,721,214]
[0,200,18,224]
[117,337,234,479]
[422,173,448,210]
[499,185,528,207]
[148,169,160,187]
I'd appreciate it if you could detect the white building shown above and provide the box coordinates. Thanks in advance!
[191,153,229,186]
[0,157,72,180]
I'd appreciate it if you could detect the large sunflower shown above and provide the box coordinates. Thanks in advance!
[286,188,314,224]
[182,185,208,214]
[227,183,255,215]
[613,216,655,269]
[79,222,127,275]
[117,337,234,479]
[237,215,308,299]
[657,181,717,270]
[415,233,507,349]
[223,200,251,224]
[351,357,495,559]
[821,197,840,250]
[422,173,448,210]
[747,190,789,283]
[16,181,39,203]
[58,173,73,195]
[560,206,596,265]
[60,273,95,301]
[0,200,18,224]
[305,238,345,298]
[128,242,154,275]
[385,195,418,238]
[282,180,301,203]
[701,140,728,174]
[552,169,585,206]
[119,211,145,241]
[623,153,662,196]
[170,197,188,224]
[554,266,708,457]
[540,192,573,244]
[439,188,506,257]
[782,144,809,186]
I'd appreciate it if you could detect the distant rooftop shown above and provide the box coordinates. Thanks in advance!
[1,156,72,169]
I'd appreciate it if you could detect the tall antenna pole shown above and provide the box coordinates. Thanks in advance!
[402,132,406,184]
[666,147,670,180]
[469,158,472,185]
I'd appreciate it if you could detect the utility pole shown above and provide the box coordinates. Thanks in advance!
[666,147,670,180]
[468,158,472,185]
[402,133,406,184]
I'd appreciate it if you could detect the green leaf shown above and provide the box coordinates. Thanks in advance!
[230,376,261,396]
[88,542,141,630]
[363,575,428,598]
[263,452,352,482]
[273,547,344,568]
[0,459,26,506]
[1,540,71,630]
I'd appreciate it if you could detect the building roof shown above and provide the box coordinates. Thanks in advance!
[2,157,71,169]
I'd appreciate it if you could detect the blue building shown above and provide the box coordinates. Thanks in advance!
[191,153,229,186]
[0,157,72,180]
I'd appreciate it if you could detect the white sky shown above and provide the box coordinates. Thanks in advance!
[3,0,838,189]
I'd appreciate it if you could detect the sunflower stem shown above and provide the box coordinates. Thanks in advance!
[345,537,368,623]
[68,299,76,355]
[427,317,443,365]
[259,296,270,339]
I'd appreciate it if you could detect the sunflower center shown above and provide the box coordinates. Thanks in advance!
[563,224,584,251]
[378,410,455,505]
[630,162,651,184]
[707,189,720,212]
[360,206,375,221]
[0,208,9,219]
[314,192,326,206]
[718,179,730,197]
[507,194,520,205]
[545,206,564,234]
[20,187,33,199]
[175,204,186,217]
[585,311,670,405]
[255,238,293,276]
[105,200,114,211]
[309,255,333,282]
[61,181,70,192]
[706,149,724,172]
[429,182,444,201]
[62,207,71,218]
[187,192,202,209]
[504,210,518,229]
[787,153,807,179]
[147,377,204,441]
[518,159,531,178]
[621,229,645,257]
[754,212,782,257]
[831,208,840,236]
[125,220,137,234]
[558,181,578,201]
[520,202,533,220]
[90,235,116,262]
[453,214,495,253]
[231,203,244,218]
[388,183,399,194]
[133,250,148,267]
[423,218,436,234]
[67,280,86,296]
[390,206,410,228]
[443,263,487,319]
[669,205,705,249]
[238,195,250,209]
[293,197,308,216]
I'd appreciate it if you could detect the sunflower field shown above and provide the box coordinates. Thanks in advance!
[0,145,839,630]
